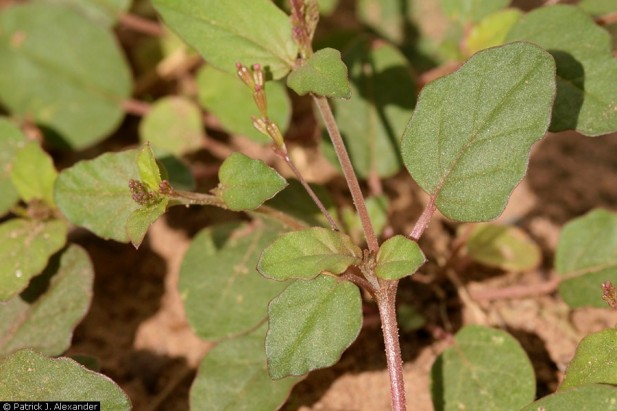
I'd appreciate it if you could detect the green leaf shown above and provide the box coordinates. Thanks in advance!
[11,142,58,207]
[0,349,131,409]
[287,48,351,99]
[375,235,425,280]
[266,275,362,378]
[54,149,140,243]
[190,324,302,410]
[0,219,68,301]
[265,179,336,228]
[139,96,205,156]
[555,209,617,308]
[34,0,131,26]
[151,0,298,80]
[431,325,535,411]
[520,384,617,411]
[342,195,389,245]
[0,245,93,356]
[466,9,522,56]
[0,4,132,149]
[136,144,163,191]
[578,0,617,17]
[464,223,541,271]
[357,0,414,44]
[440,0,510,23]
[197,65,291,143]
[179,222,289,340]
[126,199,168,249]
[507,5,617,136]
[258,227,362,280]
[561,328,617,390]
[329,39,416,178]
[0,118,27,216]
[401,42,555,222]
[217,153,287,211]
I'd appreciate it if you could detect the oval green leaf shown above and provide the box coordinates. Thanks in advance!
[287,48,351,99]
[328,39,416,179]
[401,42,555,222]
[431,325,536,411]
[0,118,27,216]
[0,349,131,409]
[375,235,425,280]
[561,328,617,390]
[197,65,291,143]
[266,275,362,379]
[520,384,617,411]
[0,219,68,301]
[151,0,298,79]
[139,96,205,156]
[217,153,287,211]
[0,4,132,149]
[179,222,289,340]
[556,209,617,308]
[190,324,303,411]
[507,5,617,136]
[464,223,541,271]
[0,245,93,356]
[54,149,140,243]
[258,227,362,280]
[11,142,58,207]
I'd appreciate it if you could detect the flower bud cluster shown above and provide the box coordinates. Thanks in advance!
[236,62,286,149]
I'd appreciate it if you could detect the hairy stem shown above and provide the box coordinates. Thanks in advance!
[275,148,340,231]
[377,282,406,411]
[313,95,379,252]
[409,195,436,241]
[170,190,306,230]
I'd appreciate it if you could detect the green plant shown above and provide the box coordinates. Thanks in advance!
[1,0,617,410]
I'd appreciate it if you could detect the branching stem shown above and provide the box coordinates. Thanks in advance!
[313,95,379,252]
[274,147,340,231]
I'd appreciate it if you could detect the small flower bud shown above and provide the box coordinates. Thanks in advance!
[252,63,264,88]
[252,116,269,137]
[253,84,268,116]
[265,120,285,148]
[236,62,255,90]
[602,281,617,310]
[129,179,158,206]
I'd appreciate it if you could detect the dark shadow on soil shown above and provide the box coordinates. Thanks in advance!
[506,328,560,398]
[66,231,172,406]
[527,131,617,225]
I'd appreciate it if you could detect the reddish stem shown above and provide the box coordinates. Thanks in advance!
[313,96,379,252]
[118,13,164,37]
[470,275,561,301]
[376,282,406,411]
[409,196,436,241]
